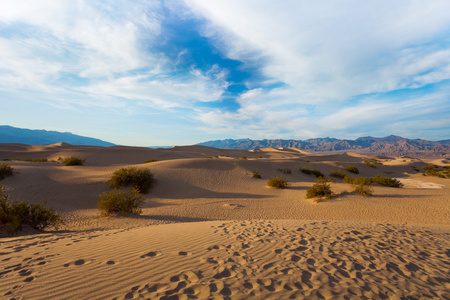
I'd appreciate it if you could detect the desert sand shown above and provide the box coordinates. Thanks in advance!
[0,143,449,299]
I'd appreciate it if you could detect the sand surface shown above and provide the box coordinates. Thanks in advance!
[0,143,449,299]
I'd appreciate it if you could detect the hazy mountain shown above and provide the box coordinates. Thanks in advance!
[198,135,450,158]
[0,125,115,146]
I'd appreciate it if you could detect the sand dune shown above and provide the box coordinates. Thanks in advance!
[0,143,449,299]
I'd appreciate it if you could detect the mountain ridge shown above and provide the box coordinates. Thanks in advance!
[0,125,115,146]
[198,135,450,158]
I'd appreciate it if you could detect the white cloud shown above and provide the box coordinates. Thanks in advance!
[0,0,229,110]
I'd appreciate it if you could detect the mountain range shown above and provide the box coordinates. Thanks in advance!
[0,125,115,147]
[198,136,450,158]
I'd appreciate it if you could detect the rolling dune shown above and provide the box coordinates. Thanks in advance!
[0,144,449,299]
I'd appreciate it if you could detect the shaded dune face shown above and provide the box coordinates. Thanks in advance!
[0,143,449,299]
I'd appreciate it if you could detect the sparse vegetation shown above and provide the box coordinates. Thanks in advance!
[422,165,445,178]
[345,166,359,174]
[109,167,155,193]
[329,169,346,179]
[252,169,262,179]
[363,159,382,168]
[144,159,158,163]
[240,156,247,159]
[0,163,14,180]
[343,176,372,196]
[63,156,86,166]
[97,188,144,217]
[410,164,420,172]
[370,175,403,188]
[306,178,334,201]
[2,158,48,162]
[267,176,288,189]
[0,186,63,234]
[300,167,324,178]
[277,168,292,174]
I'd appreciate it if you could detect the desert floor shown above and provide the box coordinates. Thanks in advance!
[0,143,449,299]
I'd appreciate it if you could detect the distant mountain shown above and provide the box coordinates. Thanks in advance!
[198,135,450,158]
[0,125,115,146]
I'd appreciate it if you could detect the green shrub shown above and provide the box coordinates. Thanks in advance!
[370,175,403,188]
[300,167,324,178]
[240,156,247,159]
[109,167,155,193]
[63,156,86,166]
[423,166,445,178]
[252,169,262,179]
[144,159,158,163]
[97,189,144,217]
[0,186,63,234]
[343,176,372,196]
[267,176,288,189]
[329,169,346,179]
[354,183,373,196]
[345,166,359,174]
[306,178,334,200]
[0,163,14,180]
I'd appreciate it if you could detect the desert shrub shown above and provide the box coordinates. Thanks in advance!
[363,159,381,168]
[97,189,144,217]
[2,158,48,162]
[345,166,359,174]
[63,156,86,166]
[109,167,155,193]
[300,168,311,175]
[240,156,247,159]
[267,176,288,189]
[278,168,292,174]
[329,169,346,179]
[300,167,324,178]
[0,186,63,234]
[343,176,372,196]
[306,178,334,200]
[144,159,158,163]
[354,183,373,196]
[0,163,14,180]
[252,169,262,179]
[370,175,403,188]
[423,166,445,178]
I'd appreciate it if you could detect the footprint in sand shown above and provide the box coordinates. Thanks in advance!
[140,251,161,258]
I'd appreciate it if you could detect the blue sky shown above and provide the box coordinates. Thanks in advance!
[1,0,450,146]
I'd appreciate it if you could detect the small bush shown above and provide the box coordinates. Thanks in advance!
[354,183,373,196]
[63,156,86,166]
[306,178,334,200]
[2,158,48,162]
[300,167,324,178]
[144,159,158,163]
[0,186,63,234]
[423,166,445,178]
[344,176,372,196]
[267,176,288,189]
[240,156,247,159]
[252,169,262,179]
[345,166,359,174]
[370,175,403,188]
[329,169,346,179]
[0,163,14,180]
[97,189,144,216]
[109,167,155,193]
[300,168,311,175]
